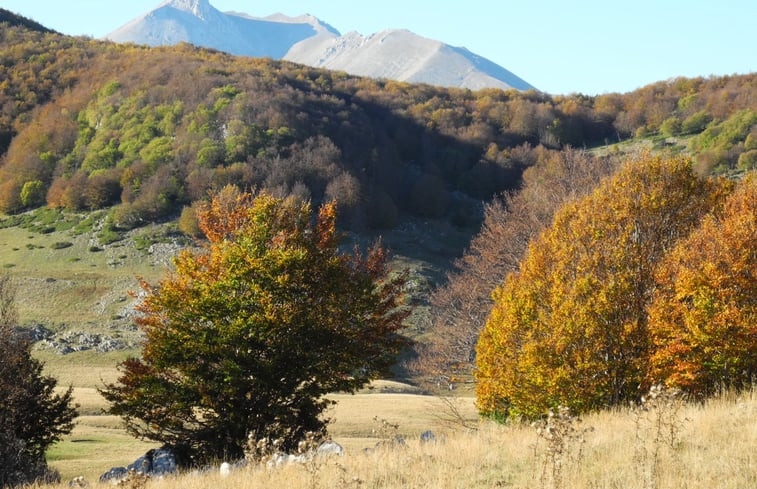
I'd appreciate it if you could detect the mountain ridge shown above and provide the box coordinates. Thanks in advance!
[105,0,534,91]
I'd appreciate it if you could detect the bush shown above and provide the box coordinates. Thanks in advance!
[659,117,682,137]
[49,241,73,250]
[177,204,202,238]
[681,110,713,135]
[19,180,46,208]
[737,149,757,171]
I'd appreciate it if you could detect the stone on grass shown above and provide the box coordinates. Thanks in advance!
[420,430,436,443]
[316,441,344,456]
[98,467,127,484]
[99,447,178,483]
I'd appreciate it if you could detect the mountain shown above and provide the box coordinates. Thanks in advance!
[105,0,533,91]
[286,29,533,91]
[107,0,338,59]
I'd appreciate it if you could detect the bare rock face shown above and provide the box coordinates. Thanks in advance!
[106,1,533,91]
[286,29,533,91]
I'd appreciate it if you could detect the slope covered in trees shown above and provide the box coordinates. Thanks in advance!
[0,20,755,229]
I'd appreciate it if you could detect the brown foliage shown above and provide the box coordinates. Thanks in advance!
[412,149,618,388]
[648,173,756,396]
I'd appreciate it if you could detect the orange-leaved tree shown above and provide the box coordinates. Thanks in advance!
[476,154,730,419]
[648,172,756,397]
[101,187,409,463]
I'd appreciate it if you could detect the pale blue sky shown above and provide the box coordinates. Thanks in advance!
[1,0,754,95]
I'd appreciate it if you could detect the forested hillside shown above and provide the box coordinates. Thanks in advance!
[0,20,755,231]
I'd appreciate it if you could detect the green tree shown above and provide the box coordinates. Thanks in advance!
[19,180,45,208]
[648,173,756,397]
[476,155,729,418]
[0,274,77,488]
[101,190,409,463]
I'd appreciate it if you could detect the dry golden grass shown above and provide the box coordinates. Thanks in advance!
[37,389,756,489]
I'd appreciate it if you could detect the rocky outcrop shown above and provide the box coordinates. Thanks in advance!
[99,447,178,483]
[37,331,135,354]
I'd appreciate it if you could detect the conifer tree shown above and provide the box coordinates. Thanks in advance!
[0,274,76,488]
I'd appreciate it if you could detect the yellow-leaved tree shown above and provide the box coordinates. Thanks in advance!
[476,154,730,418]
[648,172,756,397]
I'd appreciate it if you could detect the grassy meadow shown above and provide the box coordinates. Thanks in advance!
[36,350,757,489]
[41,354,478,484]
[38,374,757,489]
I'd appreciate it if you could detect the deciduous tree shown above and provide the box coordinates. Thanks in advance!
[476,154,729,418]
[101,190,409,463]
[413,149,617,389]
[648,173,756,396]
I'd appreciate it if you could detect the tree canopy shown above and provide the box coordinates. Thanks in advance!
[101,189,409,463]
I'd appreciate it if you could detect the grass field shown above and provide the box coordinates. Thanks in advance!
[37,385,757,489]
[42,358,477,484]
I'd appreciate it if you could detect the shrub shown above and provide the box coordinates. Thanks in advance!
[681,110,713,135]
[19,180,46,208]
[49,241,73,250]
[737,150,757,171]
[177,204,202,238]
[659,117,682,137]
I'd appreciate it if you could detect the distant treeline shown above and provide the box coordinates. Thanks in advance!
[0,22,755,228]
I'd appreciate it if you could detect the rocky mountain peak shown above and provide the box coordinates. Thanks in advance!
[161,0,214,20]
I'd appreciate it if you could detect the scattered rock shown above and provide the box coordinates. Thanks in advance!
[99,447,178,483]
[420,430,436,443]
[68,476,88,487]
[269,453,309,467]
[151,447,178,475]
[38,331,133,354]
[127,454,152,473]
[98,467,127,484]
[219,462,231,478]
[12,324,52,342]
[316,440,344,456]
